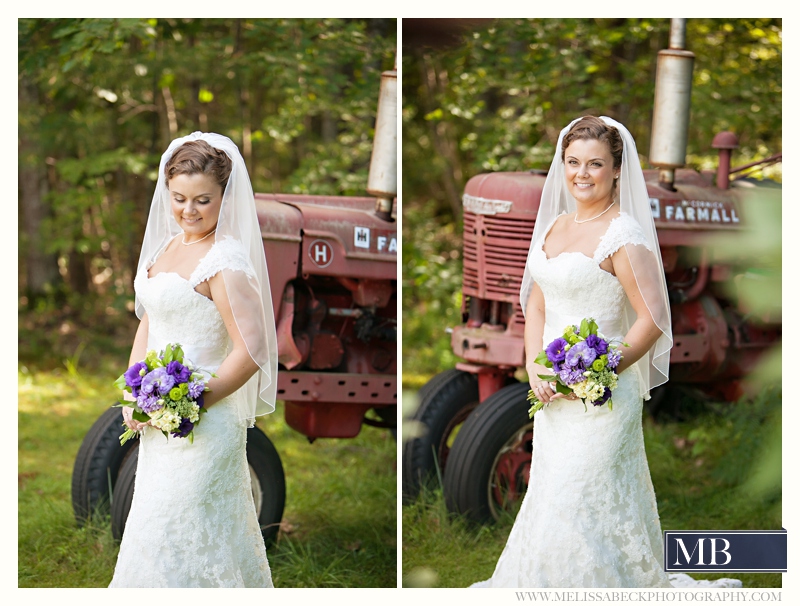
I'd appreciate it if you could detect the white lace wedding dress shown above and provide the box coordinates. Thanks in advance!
[472,213,741,589]
[109,237,273,588]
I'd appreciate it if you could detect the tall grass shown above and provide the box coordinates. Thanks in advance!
[402,388,781,589]
[18,362,396,588]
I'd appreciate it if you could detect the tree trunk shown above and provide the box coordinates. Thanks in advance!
[19,81,60,304]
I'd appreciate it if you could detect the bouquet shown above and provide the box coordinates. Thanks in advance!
[527,318,627,418]
[114,343,214,445]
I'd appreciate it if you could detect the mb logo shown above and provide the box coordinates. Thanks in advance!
[672,537,731,566]
[664,530,786,573]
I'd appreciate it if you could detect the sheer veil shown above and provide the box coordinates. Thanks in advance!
[136,132,278,424]
[519,116,672,399]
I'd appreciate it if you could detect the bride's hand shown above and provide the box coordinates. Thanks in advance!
[122,406,150,432]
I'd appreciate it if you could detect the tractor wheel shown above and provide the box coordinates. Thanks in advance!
[245,425,287,544]
[71,406,139,525]
[109,425,286,546]
[402,369,479,502]
[443,382,533,524]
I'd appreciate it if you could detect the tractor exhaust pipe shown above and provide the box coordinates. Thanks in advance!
[649,19,695,192]
[368,55,397,222]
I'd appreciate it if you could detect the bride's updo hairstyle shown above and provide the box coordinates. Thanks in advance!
[164,140,233,192]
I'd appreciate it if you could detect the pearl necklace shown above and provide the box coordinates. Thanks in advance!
[574,201,616,224]
[181,229,216,246]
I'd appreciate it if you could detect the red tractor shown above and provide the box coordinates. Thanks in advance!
[402,20,780,523]
[72,61,397,543]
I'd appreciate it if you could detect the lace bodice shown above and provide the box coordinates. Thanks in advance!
[530,212,650,346]
[134,237,256,372]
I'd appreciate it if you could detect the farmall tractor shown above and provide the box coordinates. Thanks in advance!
[402,20,781,523]
[71,61,397,543]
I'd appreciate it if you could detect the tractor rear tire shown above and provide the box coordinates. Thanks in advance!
[443,382,533,524]
[402,369,479,502]
[71,406,139,525]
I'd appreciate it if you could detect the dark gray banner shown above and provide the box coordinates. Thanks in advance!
[664,529,787,573]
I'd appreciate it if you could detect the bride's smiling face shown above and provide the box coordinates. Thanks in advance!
[169,173,224,241]
[563,138,619,207]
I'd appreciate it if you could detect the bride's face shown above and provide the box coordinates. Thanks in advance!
[563,138,619,208]
[169,173,224,241]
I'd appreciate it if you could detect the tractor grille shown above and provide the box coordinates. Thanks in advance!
[463,212,535,306]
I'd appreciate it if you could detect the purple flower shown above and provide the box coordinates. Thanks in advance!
[607,349,622,369]
[545,338,569,363]
[124,362,148,388]
[585,334,608,355]
[559,367,587,385]
[141,367,175,397]
[166,361,192,384]
[565,341,597,369]
[171,418,195,438]
[594,387,612,406]
[137,393,163,414]
[187,379,205,399]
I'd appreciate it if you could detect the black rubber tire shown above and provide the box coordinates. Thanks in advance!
[108,425,286,546]
[402,369,479,503]
[71,406,139,525]
[246,425,286,545]
[110,448,138,540]
[443,381,532,525]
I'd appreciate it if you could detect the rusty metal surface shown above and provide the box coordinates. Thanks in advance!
[451,326,526,368]
[277,371,396,404]
[284,401,376,439]
[268,194,398,280]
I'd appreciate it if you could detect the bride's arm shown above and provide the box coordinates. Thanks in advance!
[611,245,663,374]
[123,313,150,431]
[202,271,260,408]
[524,282,559,402]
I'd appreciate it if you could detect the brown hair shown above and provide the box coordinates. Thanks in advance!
[164,139,232,192]
[560,116,623,170]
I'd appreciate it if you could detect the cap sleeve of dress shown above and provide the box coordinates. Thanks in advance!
[593,212,653,263]
[190,236,257,287]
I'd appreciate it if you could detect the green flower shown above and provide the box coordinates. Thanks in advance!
[180,382,189,395]
[144,349,162,369]
[563,325,580,345]
[592,359,605,372]
[169,387,183,401]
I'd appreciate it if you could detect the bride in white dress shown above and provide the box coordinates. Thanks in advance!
[110,133,278,587]
[472,116,741,588]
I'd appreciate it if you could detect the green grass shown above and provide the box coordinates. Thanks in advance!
[402,386,782,589]
[18,362,396,588]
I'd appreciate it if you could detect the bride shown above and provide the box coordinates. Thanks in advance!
[110,132,278,587]
[472,116,741,588]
